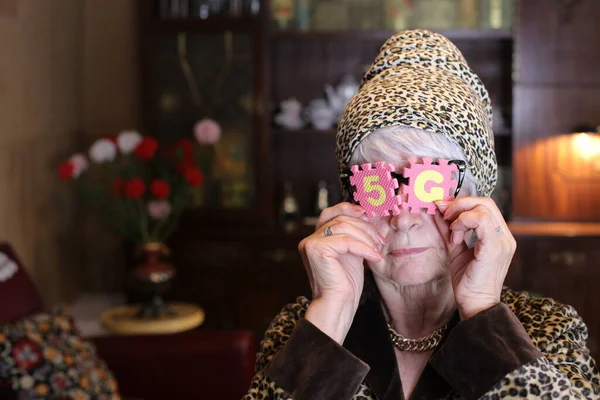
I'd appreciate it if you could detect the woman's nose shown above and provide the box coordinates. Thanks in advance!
[389,208,423,232]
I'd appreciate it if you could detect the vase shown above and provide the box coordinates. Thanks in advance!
[131,242,175,319]
[100,242,205,335]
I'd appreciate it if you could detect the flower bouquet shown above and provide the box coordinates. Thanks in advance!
[58,120,221,318]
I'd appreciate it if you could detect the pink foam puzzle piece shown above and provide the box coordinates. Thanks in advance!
[400,158,458,215]
[349,161,402,218]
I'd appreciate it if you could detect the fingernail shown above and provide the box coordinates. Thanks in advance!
[435,201,449,212]
[377,233,386,244]
[354,206,365,213]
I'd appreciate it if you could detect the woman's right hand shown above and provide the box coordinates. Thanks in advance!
[298,202,384,343]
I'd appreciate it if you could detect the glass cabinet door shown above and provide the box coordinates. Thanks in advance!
[152,31,258,210]
[270,0,514,32]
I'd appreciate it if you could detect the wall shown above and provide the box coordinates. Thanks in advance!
[0,0,84,305]
[80,0,139,293]
[0,0,139,305]
[83,0,139,137]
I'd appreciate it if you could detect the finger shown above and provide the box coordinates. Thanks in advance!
[325,215,386,247]
[449,207,504,248]
[451,228,468,247]
[433,210,452,248]
[316,202,365,230]
[306,234,383,263]
[328,235,384,263]
[434,207,469,256]
[317,220,381,253]
[440,197,507,230]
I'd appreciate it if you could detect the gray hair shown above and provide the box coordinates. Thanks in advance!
[349,125,479,197]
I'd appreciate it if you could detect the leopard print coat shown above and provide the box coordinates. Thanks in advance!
[242,289,600,400]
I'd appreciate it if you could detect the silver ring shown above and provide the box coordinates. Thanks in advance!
[495,226,503,234]
[324,226,334,237]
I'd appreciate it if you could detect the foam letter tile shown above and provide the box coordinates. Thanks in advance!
[400,158,457,214]
[348,161,402,218]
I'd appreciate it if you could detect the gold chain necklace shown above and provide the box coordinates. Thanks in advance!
[387,323,448,352]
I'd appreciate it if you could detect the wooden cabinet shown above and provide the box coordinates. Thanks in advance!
[525,237,600,359]
[510,223,600,361]
[164,225,311,339]
[135,0,521,340]
[513,0,600,220]
[515,0,600,85]
[138,3,273,225]
[270,31,514,216]
[134,1,600,353]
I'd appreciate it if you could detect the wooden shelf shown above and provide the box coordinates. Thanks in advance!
[508,221,600,237]
[271,28,512,42]
[273,127,512,137]
[149,16,261,33]
[494,128,512,137]
[272,127,336,135]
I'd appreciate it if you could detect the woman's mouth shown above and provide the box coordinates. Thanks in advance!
[388,247,429,257]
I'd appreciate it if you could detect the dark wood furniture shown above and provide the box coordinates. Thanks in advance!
[93,329,256,400]
[137,0,600,361]
[138,2,272,225]
[513,0,600,221]
[509,0,600,361]
[509,223,600,358]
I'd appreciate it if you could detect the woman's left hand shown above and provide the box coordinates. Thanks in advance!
[434,197,516,320]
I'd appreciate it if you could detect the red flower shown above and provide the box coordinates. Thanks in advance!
[184,167,204,187]
[150,179,171,199]
[12,339,42,370]
[125,178,145,199]
[176,138,194,158]
[134,137,158,160]
[113,178,125,195]
[52,373,68,391]
[106,135,118,144]
[58,161,74,180]
[176,158,194,174]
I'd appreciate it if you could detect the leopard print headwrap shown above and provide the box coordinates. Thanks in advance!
[336,29,497,197]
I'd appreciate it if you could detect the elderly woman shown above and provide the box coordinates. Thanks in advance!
[243,30,600,400]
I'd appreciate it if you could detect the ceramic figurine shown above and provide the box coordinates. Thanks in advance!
[325,75,359,118]
[306,99,336,130]
[274,97,304,130]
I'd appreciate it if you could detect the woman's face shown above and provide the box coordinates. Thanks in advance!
[364,153,453,288]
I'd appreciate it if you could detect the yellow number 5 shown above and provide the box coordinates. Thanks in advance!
[364,175,386,206]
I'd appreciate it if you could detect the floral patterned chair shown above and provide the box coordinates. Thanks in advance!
[0,242,256,400]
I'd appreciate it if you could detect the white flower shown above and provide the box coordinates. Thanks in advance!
[0,251,17,283]
[89,139,117,163]
[117,130,143,154]
[20,375,34,389]
[68,153,89,178]
[147,200,171,220]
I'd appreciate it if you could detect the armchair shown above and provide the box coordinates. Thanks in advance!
[92,329,256,400]
[0,242,256,400]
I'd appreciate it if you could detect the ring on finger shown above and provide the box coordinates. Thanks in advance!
[324,226,334,237]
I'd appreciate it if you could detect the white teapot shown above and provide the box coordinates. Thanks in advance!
[325,75,359,118]
[274,97,304,130]
[306,99,336,130]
